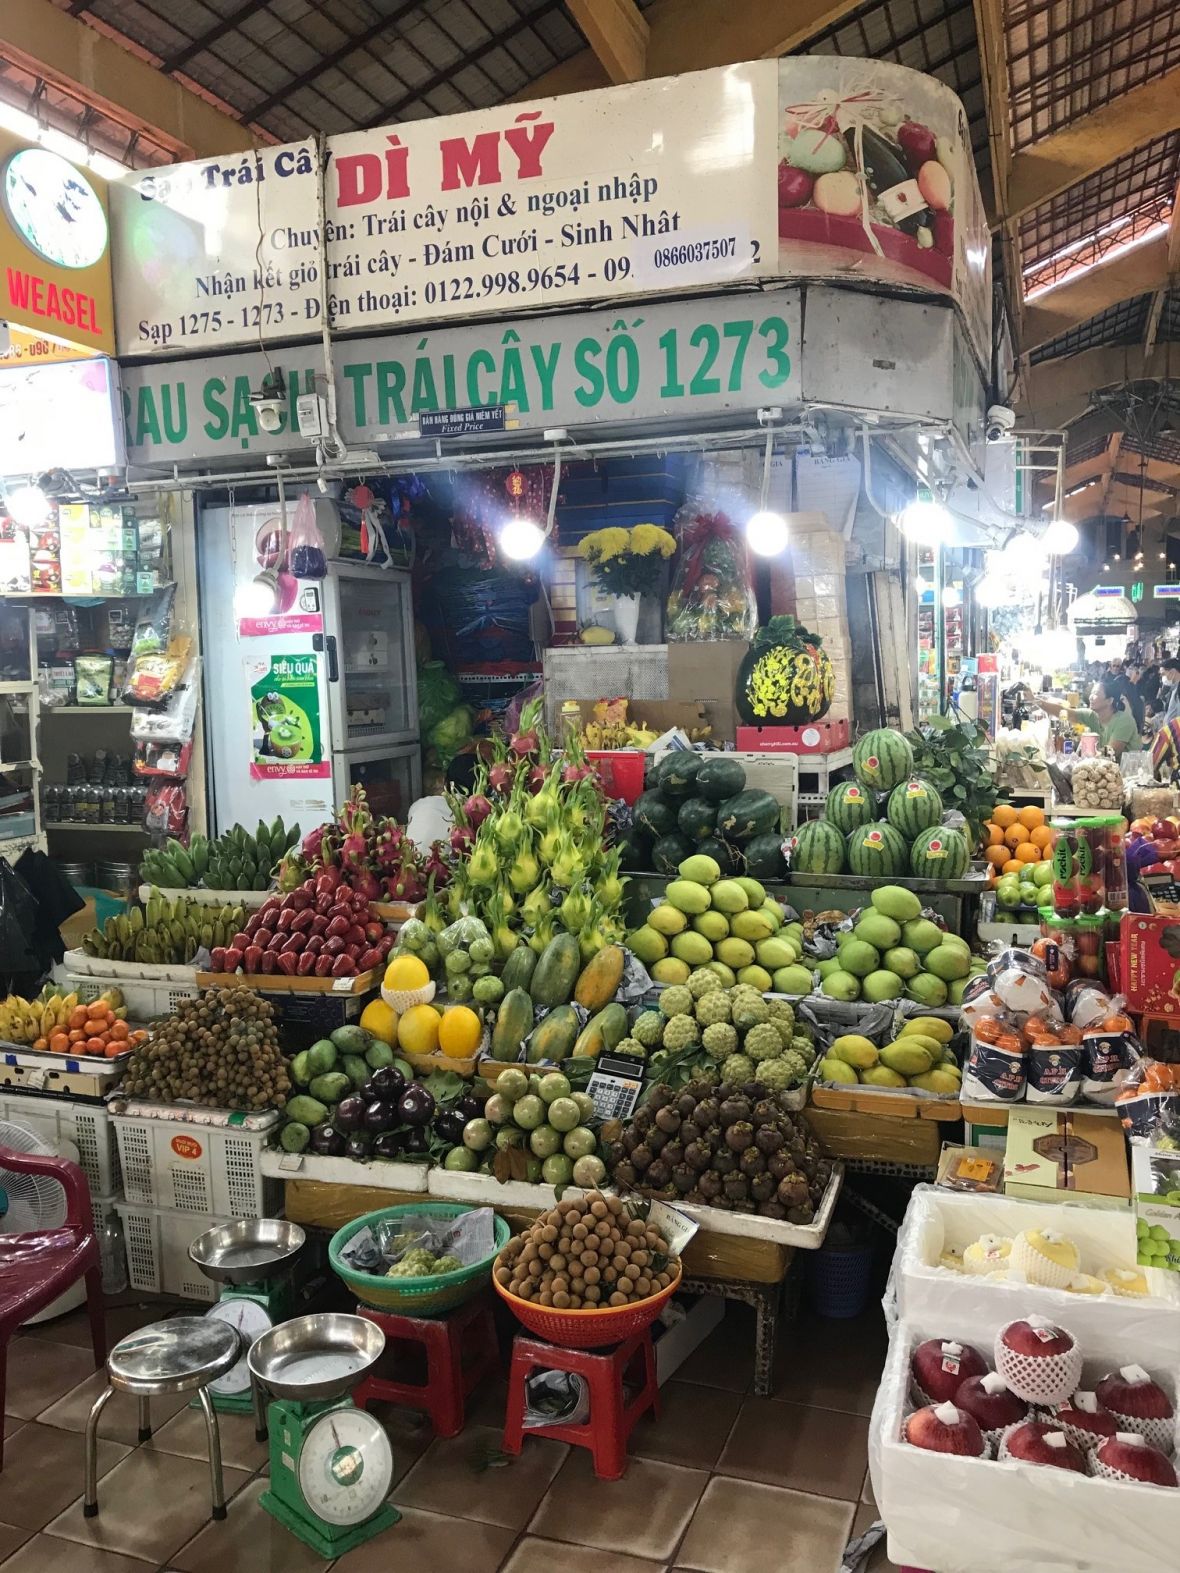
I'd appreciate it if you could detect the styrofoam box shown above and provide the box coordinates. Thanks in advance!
[0,1090,120,1196]
[870,1316,1179,1573]
[113,1112,280,1218]
[891,1186,1180,1361]
[115,1201,228,1303]
[260,1147,428,1193]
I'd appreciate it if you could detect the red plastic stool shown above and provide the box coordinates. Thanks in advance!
[353,1295,500,1438]
[503,1328,659,1480]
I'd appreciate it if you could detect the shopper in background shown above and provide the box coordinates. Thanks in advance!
[1159,656,1180,727]
[1022,677,1140,759]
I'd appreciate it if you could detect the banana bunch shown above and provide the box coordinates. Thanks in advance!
[81,890,247,965]
[1,989,81,1043]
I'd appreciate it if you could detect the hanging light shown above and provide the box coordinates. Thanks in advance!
[1042,517,1079,555]
[498,516,545,561]
[899,488,951,545]
[3,484,50,526]
[976,572,1009,607]
[1034,626,1077,666]
[746,510,790,557]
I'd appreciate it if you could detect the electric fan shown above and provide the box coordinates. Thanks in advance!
[0,1119,86,1320]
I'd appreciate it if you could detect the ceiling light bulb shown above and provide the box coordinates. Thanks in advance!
[976,572,1008,607]
[499,517,545,561]
[3,484,50,526]
[234,570,279,619]
[745,510,789,557]
[1102,563,1110,571]
[899,494,951,545]
[1042,517,1079,555]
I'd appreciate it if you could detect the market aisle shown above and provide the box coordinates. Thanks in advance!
[0,1299,898,1573]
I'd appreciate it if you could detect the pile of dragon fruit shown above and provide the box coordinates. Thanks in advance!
[207,868,397,978]
[277,786,452,906]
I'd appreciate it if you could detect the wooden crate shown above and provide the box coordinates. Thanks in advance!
[809,1086,961,1121]
[803,1106,943,1166]
[196,969,377,994]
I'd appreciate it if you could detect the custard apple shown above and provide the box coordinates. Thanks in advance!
[662,1015,700,1053]
[433,1254,463,1274]
[702,1021,738,1060]
[615,1036,647,1060]
[720,1052,755,1084]
[694,990,732,1027]
[732,993,770,1031]
[632,1010,664,1047]
[659,985,694,1018]
[767,998,796,1044]
[687,967,723,999]
[743,1022,783,1063]
[758,1056,804,1093]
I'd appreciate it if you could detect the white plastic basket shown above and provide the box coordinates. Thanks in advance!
[64,972,198,1021]
[0,1090,120,1196]
[113,1111,280,1218]
[63,949,199,984]
[115,1201,229,1302]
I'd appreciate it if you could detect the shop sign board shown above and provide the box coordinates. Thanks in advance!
[1153,585,1180,599]
[0,131,115,356]
[109,59,989,369]
[119,292,801,467]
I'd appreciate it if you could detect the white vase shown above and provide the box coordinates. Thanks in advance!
[612,594,641,645]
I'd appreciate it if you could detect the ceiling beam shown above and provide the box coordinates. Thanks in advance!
[972,0,1023,370]
[1022,345,1157,427]
[567,0,649,85]
[0,0,253,156]
[1144,183,1179,362]
[515,0,867,99]
[1001,66,1180,225]
[1024,234,1169,349]
[1099,433,1124,518]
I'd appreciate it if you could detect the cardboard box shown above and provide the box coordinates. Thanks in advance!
[1003,1106,1130,1208]
[1132,1140,1180,1271]
[666,640,749,743]
[1117,912,1180,1014]
[735,720,850,753]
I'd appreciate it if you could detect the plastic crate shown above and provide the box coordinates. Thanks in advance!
[0,1090,120,1196]
[64,972,198,1021]
[115,1201,228,1302]
[113,1111,281,1218]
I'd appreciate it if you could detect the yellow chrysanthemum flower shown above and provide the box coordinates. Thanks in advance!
[579,525,630,561]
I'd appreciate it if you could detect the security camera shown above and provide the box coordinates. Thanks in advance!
[986,404,1016,442]
[249,369,287,438]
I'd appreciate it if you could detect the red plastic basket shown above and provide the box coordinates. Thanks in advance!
[493,1255,681,1348]
[585,750,646,805]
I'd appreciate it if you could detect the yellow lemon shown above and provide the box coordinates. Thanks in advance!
[438,1005,482,1058]
[398,1004,440,1056]
[383,954,429,992]
[359,998,399,1045]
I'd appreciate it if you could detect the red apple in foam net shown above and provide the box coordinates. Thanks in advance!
[778,162,814,208]
[994,1317,1082,1406]
[1001,1318,1076,1359]
[1094,1433,1178,1487]
[955,1372,1027,1434]
[896,120,938,171]
[999,1419,1087,1474]
[911,1338,988,1404]
[1053,1391,1117,1451]
[904,1401,986,1456]
[1096,1366,1174,1424]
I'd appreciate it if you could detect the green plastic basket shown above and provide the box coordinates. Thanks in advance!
[329,1202,511,1316]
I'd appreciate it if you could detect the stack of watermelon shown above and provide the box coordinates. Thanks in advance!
[789,728,973,881]
[622,754,786,880]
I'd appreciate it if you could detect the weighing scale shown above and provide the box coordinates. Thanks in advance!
[248,1312,400,1557]
[188,1219,306,1414]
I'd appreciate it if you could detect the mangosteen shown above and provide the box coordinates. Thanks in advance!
[633,1106,655,1135]
[645,1158,672,1190]
[622,1128,641,1155]
[711,1149,736,1175]
[703,1124,723,1144]
[724,1120,754,1153]
[676,1090,698,1118]
[672,1164,695,1194]
[751,1099,778,1127]
[686,1078,714,1101]
[723,1172,750,1204]
[646,1084,675,1111]
[680,1119,703,1146]
[768,1151,794,1182]
[614,1160,637,1188]
[787,1203,814,1224]
[371,1130,405,1161]
[662,1140,685,1168]
[755,1125,785,1155]
[759,1199,788,1220]
[333,1094,366,1133]
[711,1194,733,1211]
[403,1127,429,1155]
[800,1156,818,1178]
[655,1105,681,1134]
[647,1129,668,1156]
[631,1144,653,1172]
[750,1172,776,1203]
[741,1081,766,1103]
[698,1170,724,1200]
[371,1065,406,1099]
[718,1097,750,1128]
[684,1141,711,1172]
[599,1139,625,1168]
[739,1147,766,1177]
[685,1189,706,1204]
[777,1175,808,1207]
[695,1098,720,1127]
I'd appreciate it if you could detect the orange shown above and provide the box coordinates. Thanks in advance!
[68,1028,85,1044]
[85,999,107,1020]
[85,1035,107,1055]
[993,805,1019,829]
[1018,805,1045,831]
[985,845,1008,867]
[1004,824,1029,850]
[1029,825,1053,850]
[984,821,1004,846]
[109,1019,130,1041]
[438,1005,483,1058]
[397,1003,441,1056]
[1002,859,1024,875]
[49,1031,69,1052]
[68,1005,89,1030]
[1016,843,1040,864]
[31,1036,48,1052]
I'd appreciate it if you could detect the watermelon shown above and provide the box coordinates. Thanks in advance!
[677,797,717,842]
[909,825,971,879]
[651,833,696,875]
[656,751,703,799]
[742,832,786,879]
[617,829,650,870]
[852,729,914,792]
[697,836,738,875]
[789,818,846,874]
[824,780,876,833]
[634,791,677,839]
[715,790,780,843]
[846,822,909,877]
[885,778,943,839]
[695,756,747,802]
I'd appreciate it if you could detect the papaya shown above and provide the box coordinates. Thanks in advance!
[531,932,582,1007]
[491,987,535,1061]
[500,946,538,994]
[573,1002,629,1058]
[574,944,625,1012]
[526,1004,580,1063]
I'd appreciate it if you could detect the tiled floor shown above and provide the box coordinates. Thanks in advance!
[1,1296,901,1573]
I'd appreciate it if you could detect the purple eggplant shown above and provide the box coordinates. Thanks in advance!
[402,1126,429,1154]
[397,1083,436,1127]
[434,1110,466,1145]
[310,1124,347,1156]
[455,1094,483,1121]
[334,1094,367,1134]
[357,1078,377,1102]
[371,1065,407,1099]
[344,1132,370,1160]
[364,1099,399,1134]
[371,1129,405,1161]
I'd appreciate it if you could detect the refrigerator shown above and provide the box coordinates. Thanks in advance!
[199,503,420,836]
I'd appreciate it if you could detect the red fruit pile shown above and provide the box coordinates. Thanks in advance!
[208,868,396,979]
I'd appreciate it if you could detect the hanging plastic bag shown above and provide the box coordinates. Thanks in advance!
[288,492,327,578]
[665,503,758,641]
[0,858,42,986]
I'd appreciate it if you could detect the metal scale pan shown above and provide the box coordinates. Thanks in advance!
[189,1219,306,1285]
[247,1313,386,1403]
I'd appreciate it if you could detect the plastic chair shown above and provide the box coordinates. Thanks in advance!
[354,1296,500,1438]
[0,1146,106,1471]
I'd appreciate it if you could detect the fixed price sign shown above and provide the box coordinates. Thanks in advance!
[120,293,800,466]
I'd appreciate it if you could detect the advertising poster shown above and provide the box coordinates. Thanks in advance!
[248,653,330,780]
[234,506,324,636]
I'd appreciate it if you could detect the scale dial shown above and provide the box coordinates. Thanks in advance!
[205,1300,273,1395]
[298,1407,393,1527]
